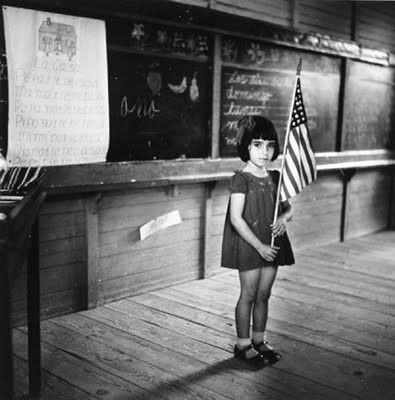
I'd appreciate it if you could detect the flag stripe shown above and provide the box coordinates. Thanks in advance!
[289,133,303,177]
[283,151,300,196]
[299,135,312,185]
[300,125,316,178]
[287,131,303,190]
[294,128,310,186]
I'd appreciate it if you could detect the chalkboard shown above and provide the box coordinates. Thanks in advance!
[107,52,210,161]
[342,60,395,150]
[0,51,7,156]
[220,38,341,157]
[0,13,6,156]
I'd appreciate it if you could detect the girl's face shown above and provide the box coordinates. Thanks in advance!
[248,139,276,167]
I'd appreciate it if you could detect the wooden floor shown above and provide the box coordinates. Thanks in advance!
[14,230,395,400]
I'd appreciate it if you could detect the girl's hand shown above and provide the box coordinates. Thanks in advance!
[0,152,7,172]
[271,215,288,237]
[257,244,279,262]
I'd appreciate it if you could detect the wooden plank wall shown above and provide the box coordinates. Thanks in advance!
[11,196,87,325]
[285,171,344,249]
[356,2,395,53]
[186,0,395,53]
[211,0,293,27]
[296,1,353,39]
[344,169,392,239]
[96,184,205,305]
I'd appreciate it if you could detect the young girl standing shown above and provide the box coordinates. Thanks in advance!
[221,115,295,365]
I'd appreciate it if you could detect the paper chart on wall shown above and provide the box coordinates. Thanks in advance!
[3,6,109,167]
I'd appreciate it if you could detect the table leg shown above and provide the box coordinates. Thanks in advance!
[27,219,41,397]
[0,248,13,399]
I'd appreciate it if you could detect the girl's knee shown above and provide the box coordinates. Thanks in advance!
[239,289,257,304]
[255,290,272,303]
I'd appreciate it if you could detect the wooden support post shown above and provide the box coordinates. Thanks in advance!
[84,193,101,309]
[171,184,180,197]
[291,0,299,29]
[211,34,222,159]
[27,218,41,397]
[337,58,348,152]
[339,168,356,242]
[351,2,360,42]
[389,169,395,230]
[208,0,217,9]
[202,181,216,278]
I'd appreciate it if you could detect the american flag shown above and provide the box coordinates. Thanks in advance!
[280,77,317,201]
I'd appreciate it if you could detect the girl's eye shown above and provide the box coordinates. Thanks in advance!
[268,143,275,148]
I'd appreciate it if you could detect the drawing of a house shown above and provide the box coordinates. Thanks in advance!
[38,17,77,60]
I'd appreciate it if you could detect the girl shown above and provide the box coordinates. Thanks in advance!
[221,115,295,365]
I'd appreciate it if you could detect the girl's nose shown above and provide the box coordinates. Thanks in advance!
[261,146,268,154]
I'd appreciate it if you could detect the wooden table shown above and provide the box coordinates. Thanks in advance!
[0,186,46,399]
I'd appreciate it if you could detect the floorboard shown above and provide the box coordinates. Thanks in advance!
[14,230,395,400]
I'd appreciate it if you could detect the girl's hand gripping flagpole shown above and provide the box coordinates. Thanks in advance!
[271,58,302,247]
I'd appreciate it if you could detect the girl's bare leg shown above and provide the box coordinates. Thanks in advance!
[251,266,282,363]
[252,266,278,333]
[236,268,260,338]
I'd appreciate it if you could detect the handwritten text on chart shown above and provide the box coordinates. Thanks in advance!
[9,56,107,166]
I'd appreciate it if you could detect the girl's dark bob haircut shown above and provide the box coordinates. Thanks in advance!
[237,116,280,162]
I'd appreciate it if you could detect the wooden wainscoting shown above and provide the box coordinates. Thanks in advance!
[11,195,87,326]
[96,184,205,305]
[10,166,394,326]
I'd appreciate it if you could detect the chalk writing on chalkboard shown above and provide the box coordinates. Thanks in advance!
[107,19,210,60]
[107,52,209,161]
[220,69,277,151]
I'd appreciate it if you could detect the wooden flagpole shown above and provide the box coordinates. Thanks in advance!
[271,58,302,247]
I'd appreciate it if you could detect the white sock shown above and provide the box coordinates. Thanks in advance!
[236,338,252,349]
[252,331,266,344]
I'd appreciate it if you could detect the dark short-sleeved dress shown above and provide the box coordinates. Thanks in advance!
[221,170,295,271]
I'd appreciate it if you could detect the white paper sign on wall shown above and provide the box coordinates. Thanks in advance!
[139,210,182,241]
[3,6,109,167]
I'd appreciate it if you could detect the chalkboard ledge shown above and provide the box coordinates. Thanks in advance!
[316,150,395,171]
[41,150,395,194]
